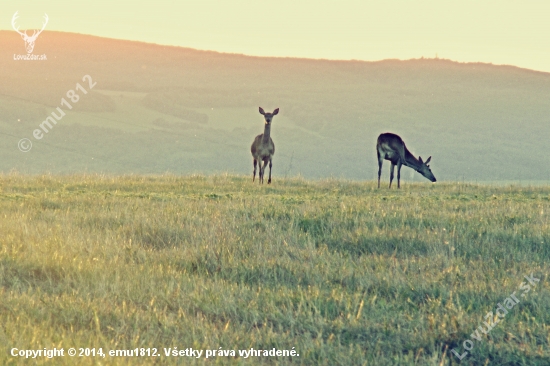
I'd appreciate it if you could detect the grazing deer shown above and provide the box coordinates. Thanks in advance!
[377,133,436,188]
[251,107,279,184]
[12,11,49,54]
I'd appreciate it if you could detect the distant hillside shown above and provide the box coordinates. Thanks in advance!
[1,31,550,181]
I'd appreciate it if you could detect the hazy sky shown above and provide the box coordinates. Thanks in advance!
[2,1,550,72]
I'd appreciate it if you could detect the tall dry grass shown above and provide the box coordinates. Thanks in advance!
[0,174,548,365]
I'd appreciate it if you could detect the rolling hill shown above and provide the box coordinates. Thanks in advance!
[1,31,550,181]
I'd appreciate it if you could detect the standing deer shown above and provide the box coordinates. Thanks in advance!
[12,11,49,54]
[377,133,436,188]
[251,107,279,184]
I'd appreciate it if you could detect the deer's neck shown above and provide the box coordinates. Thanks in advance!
[403,147,423,171]
[262,123,271,143]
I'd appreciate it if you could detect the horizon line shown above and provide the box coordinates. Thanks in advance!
[1,29,549,75]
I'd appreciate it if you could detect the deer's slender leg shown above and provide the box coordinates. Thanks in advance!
[397,160,402,189]
[253,159,257,182]
[377,150,383,188]
[261,159,269,184]
[389,163,395,188]
[268,159,273,184]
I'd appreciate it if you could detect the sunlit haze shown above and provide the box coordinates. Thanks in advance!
[2,0,550,72]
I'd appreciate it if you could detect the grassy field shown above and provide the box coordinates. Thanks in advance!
[0,174,548,365]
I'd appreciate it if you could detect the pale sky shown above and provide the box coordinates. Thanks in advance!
[2,1,550,72]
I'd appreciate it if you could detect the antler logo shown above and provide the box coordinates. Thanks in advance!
[12,11,49,54]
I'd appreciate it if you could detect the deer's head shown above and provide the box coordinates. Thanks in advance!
[259,107,279,125]
[12,12,49,54]
[417,156,436,182]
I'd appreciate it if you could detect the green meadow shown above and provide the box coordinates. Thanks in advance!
[0,175,548,365]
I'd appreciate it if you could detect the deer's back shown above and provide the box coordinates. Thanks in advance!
[377,133,404,146]
[377,133,407,163]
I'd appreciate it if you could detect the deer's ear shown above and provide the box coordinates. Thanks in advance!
[259,107,265,115]
[425,156,431,164]
[419,156,423,164]
[272,108,279,115]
